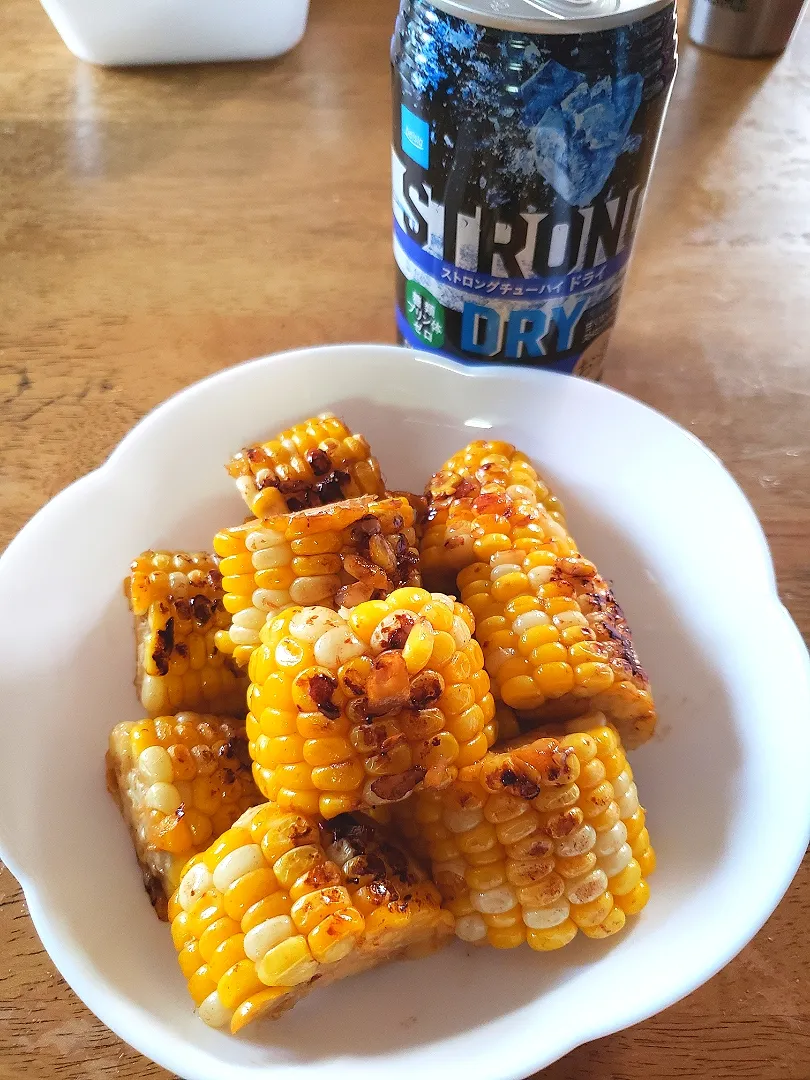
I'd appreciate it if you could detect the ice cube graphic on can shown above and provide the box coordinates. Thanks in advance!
[391,0,678,378]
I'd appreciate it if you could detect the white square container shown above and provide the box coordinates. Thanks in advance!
[40,0,311,66]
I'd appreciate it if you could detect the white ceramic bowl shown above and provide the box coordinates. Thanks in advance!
[40,0,310,66]
[1,344,808,1080]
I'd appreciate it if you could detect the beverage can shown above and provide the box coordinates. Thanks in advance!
[391,0,678,378]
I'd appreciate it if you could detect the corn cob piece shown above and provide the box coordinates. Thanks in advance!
[106,714,261,918]
[214,496,421,668]
[457,509,656,747]
[125,551,247,717]
[422,440,566,590]
[394,714,654,951]
[169,804,453,1032]
[246,588,497,819]
[226,413,386,519]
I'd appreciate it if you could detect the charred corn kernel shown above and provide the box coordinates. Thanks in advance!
[421,440,567,592]
[124,550,247,716]
[394,715,654,953]
[225,414,386,519]
[106,715,261,920]
[435,497,657,746]
[214,496,421,666]
[171,801,451,1031]
[247,593,496,816]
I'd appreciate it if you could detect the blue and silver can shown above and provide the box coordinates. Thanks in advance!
[391,0,677,377]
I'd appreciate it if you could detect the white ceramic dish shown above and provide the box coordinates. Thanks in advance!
[0,344,808,1080]
[40,0,310,67]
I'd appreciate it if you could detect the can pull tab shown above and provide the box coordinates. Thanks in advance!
[516,0,620,19]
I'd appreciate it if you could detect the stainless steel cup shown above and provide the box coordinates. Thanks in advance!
[688,0,808,57]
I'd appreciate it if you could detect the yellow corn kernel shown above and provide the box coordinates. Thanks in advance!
[487,924,525,949]
[171,911,194,951]
[230,987,289,1034]
[241,893,292,934]
[614,879,650,916]
[273,845,323,889]
[569,892,614,929]
[348,601,390,641]
[319,793,360,818]
[290,886,353,934]
[208,934,247,982]
[608,859,643,896]
[311,760,366,792]
[527,919,578,951]
[187,965,218,1006]
[199,917,242,963]
[204,829,252,871]
[190,889,231,935]
[256,935,318,987]
[307,909,365,963]
[532,662,575,697]
[223,868,278,922]
[456,732,489,767]
[580,904,626,939]
[178,941,201,979]
[638,847,656,876]
[403,622,435,674]
[218,959,267,1010]
[465,862,507,891]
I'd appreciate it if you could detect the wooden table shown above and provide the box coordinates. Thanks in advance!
[1,1,808,1076]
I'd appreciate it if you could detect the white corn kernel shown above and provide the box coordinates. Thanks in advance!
[528,566,554,588]
[178,863,214,912]
[455,914,488,942]
[451,616,472,649]
[490,563,521,580]
[594,821,627,857]
[555,823,596,858]
[523,900,570,929]
[617,784,640,818]
[198,990,231,1028]
[506,484,537,502]
[254,589,291,612]
[443,806,484,834]
[565,868,608,905]
[612,771,632,798]
[513,610,552,634]
[430,593,456,609]
[137,745,173,786]
[246,527,287,553]
[470,884,518,915]
[233,607,268,631]
[485,647,513,675]
[598,842,633,879]
[244,916,295,962]
[252,546,293,571]
[144,782,181,814]
[289,607,345,642]
[491,549,521,566]
[314,626,366,668]
[229,624,262,646]
[236,476,255,501]
[212,844,265,892]
[290,576,341,606]
[233,805,265,830]
[552,611,588,629]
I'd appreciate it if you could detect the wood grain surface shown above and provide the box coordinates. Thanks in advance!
[1,0,808,1077]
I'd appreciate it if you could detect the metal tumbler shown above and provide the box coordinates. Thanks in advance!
[688,0,808,57]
